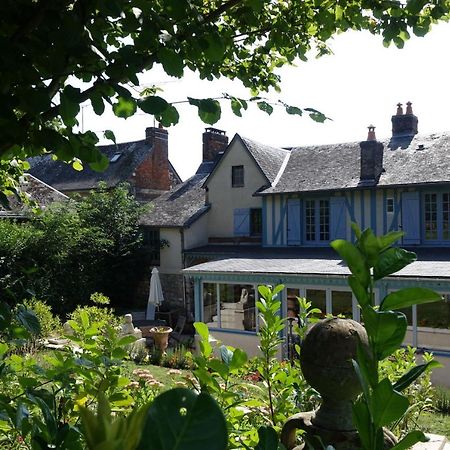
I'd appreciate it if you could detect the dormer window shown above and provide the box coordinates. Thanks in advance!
[110,153,122,163]
[232,165,244,187]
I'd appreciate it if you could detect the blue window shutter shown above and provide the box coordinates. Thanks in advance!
[401,192,421,244]
[330,197,347,240]
[234,208,250,236]
[287,199,301,245]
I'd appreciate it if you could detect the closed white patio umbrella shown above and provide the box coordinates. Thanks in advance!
[146,268,164,320]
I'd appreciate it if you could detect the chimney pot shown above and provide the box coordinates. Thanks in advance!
[396,103,404,115]
[367,125,376,141]
[406,101,413,115]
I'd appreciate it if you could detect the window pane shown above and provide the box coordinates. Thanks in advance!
[203,283,217,326]
[232,165,244,187]
[219,284,256,331]
[306,289,326,318]
[305,200,315,241]
[443,193,450,240]
[386,198,394,213]
[250,208,262,236]
[287,288,300,318]
[424,193,437,240]
[417,297,449,329]
[319,200,329,241]
[332,291,353,319]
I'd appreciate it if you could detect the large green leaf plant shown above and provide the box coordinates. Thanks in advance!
[331,224,442,450]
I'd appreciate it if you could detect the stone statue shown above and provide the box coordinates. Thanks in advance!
[281,318,397,450]
[120,314,146,356]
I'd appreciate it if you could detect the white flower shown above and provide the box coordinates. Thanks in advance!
[10,159,19,168]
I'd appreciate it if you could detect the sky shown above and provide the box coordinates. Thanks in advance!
[81,21,450,181]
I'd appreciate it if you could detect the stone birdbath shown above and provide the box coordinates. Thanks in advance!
[150,326,172,353]
[281,318,397,450]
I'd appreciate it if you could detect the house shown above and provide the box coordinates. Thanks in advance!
[0,174,68,219]
[28,126,181,201]
[139,128,229,316]
[179,104,449,385]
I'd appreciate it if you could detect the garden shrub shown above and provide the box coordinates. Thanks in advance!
[0,183,146,315]
[160,345,195,370]
[22,298,61,339]
[68,292,122,332]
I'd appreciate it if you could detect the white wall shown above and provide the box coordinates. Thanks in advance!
[159,228,182,274]
[184,214,209,250]
[206,139,266,237]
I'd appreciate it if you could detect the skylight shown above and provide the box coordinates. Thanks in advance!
[110,153,122,163]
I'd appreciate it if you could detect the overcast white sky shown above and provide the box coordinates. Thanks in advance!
[82,22,450,180]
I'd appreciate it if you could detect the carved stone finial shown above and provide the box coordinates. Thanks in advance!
[396,103,403,115]
[367,125,376,141]
[405,101,413,115]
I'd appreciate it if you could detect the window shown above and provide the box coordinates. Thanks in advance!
[141,227,160,265]
[110,152,122,163]
[203,283,256,331]
[386,198,394,213]
[232,165,244,187]
[250,208,262,236]
[424,192,450,241]
[305,199,329,242]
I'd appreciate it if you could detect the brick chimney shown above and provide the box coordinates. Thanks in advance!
[391,102,418,137]
[202,128,228,162]
[359,125,384,187]
[133,125,170,195]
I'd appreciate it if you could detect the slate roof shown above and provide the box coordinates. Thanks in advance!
[240,136,290,185]
[260,132,450,195]
[139,161,214,228]
[0,174,67,218]
[28,139,180,192]
[184,246,450,279]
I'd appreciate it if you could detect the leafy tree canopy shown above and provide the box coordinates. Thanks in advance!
[1,0,449,192]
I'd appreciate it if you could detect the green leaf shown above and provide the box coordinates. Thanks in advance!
[377,230,404,252]
[60,86,81,127]
[117,335,138,346]
[356,339,377,389]
[204,35,225,62]
[219,345,233,366]
[113,96,137,118]
[380,288,442,311]
[139,96,169,115]
[207,359,229,379]
[391,430,428,450]
[358,228,380,267]
[373,248,417,281]
[0,342,8,357]
[137,388,227,450]
[393,360,443,392]
[230,348,247,371]
[158,48,184,77]
[188,98,221,125]
[352,398,372,450]
[363,308,407,360]
[72,159,83,171]
[371,378,409,428]
[104,130,116,143]
[79,310,89,329]
[156,104,179,126]
[257,101,273,115]
[90,92,105,115]
[285,105,302,116]
[348,275,369,307]
[305,107,328,123]
[15,305,40,335]
[194,322,212,357]
[330,239,370,288]
[255,426,279,450]
[230,97,247,117]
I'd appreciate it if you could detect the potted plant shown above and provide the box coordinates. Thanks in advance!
[150,326,173,352]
